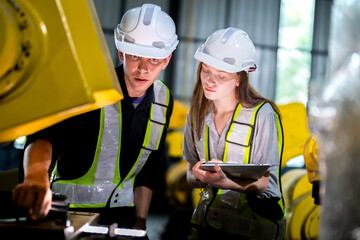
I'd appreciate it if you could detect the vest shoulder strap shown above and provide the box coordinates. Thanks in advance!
[142,80,170,150]
[224,102,265,163]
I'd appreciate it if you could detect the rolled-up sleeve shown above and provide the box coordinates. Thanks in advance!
[251,104,280,170]
[183,111,199,165]
[251,103,282,198]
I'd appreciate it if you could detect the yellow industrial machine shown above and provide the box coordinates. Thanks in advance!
[282,169,320,239]
[0,0,123,237]
[165,100,190,206]
[168,100,188,131]
[0,0,123,143]
[278,103,311,167]
[282,136,321,240]
[303,135,320,184]
[278,103,321,239]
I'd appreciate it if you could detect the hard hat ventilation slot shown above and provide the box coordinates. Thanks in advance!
[223,58,235,65]
[153,41,165,49]
[124,35,135,43]
[143,5,155,26]
[221,28,236,44]
[202,47,210,55]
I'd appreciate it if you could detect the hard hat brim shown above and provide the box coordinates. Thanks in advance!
[194,50,252,73]
[115,40,178,59]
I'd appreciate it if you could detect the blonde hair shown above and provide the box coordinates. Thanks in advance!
[189,63,280,140]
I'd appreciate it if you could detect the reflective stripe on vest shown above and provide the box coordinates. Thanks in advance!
[51,80,170,208]
[192,102,286,239]
[195,102,263,164]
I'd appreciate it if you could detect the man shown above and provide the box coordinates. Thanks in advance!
[12,3,178,233]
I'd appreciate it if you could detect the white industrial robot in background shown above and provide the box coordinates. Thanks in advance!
[310,0,360,239]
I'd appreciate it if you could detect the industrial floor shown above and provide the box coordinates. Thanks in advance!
[147,213,170,240]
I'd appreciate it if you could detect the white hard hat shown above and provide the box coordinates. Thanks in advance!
[194,27,256,73]
[114,3,179,59]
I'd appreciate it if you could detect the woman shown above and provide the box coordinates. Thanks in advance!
[183,28,286,240]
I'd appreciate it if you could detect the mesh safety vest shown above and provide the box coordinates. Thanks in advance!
[51,80,170,208]
[192,102,286,240]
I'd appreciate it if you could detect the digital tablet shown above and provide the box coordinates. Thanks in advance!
[200,163,270,179]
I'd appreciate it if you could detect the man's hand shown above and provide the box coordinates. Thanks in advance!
[12,139,53,221]
[12,172,52,220]
[133,217,146,230]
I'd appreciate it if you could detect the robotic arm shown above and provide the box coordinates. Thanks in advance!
[0,0,123,143]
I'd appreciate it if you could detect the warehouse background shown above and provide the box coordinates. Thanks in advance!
[6,1,360,240]
[92,0,332,106]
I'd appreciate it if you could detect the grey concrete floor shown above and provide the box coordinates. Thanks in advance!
[147,213,170,240]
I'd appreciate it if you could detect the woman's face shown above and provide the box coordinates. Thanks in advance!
[200,63,239,101]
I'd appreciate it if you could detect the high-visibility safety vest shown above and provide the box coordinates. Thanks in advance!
[192,102,286,240]
[51,80,170,208]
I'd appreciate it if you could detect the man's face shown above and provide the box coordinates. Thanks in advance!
[119,51,171,98]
